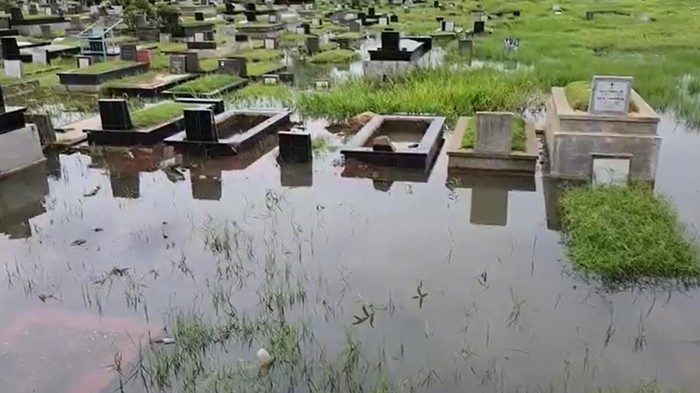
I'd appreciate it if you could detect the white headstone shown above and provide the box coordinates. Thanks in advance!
[32,50,48,65]
[296,27,305,35]
[264,38,276,49]
[443,20,454,31]
[268,14,277,23]
[44,7,51,14]
[378,17,388,25]
[112,5,123,14]
[4,60,23,78]
[312,18,320,26]
[592,157,630,186]
[160,33,171,43]
[315,80,330,89]
[588,76,633,115]
[78,57,91,68]
[194,32,204,41]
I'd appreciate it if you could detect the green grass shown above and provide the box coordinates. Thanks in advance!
[296,67,538,121]
[233,48,282,62]
[130,102,193,129]
[309,49,359,64]
[102,72,164,88]
[461,115,526,152]
[170,74,243,94]
[335,32,363,40]
[232,83,291,103]
[279,32,307,45]
[69,60,137,74]
[560,185,700,284]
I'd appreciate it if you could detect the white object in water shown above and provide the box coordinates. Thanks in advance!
[257,348,274,366]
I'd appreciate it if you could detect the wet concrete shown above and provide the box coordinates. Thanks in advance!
[0,114,699,393]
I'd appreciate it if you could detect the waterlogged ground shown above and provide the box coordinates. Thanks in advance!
[1,115,700,393]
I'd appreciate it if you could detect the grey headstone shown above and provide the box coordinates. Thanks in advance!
[120,44,137,61]
[32,49,48,65]
[474,112,513,154]
[169,55,186,74]
[184,52,200,72]
[218,58,246,76]
[264,37,277,49]
[588,76,633,115]
[77,56,92,68]
[306,35,320,54]
[40,24,52,38]
[4,60,23,78]
[160,33,171,43]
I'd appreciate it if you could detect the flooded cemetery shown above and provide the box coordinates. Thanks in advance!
[3,0,700,392]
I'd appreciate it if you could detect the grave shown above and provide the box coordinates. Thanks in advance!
[472,20,485,35]
[446,114,538,173]
[120,43,137,61]
[57,60,150,92]
[306,35,320,54]
[264,37,278,49]
[364,31,433,80]
[544,76,661,182]
[0,84,45,178]
[7,6,68,37]
[446,169,536,226]
[278,130,312,163]
[165,109,291,156]
[218,57,248,76]
[341,114,445,173]
[85,99,214,146]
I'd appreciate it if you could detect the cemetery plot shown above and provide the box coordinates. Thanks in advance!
[341,115,445,173]
[57,60,150,91]
[165,108,291,156]
[446,114,538,173]
[164,74,249,97]
[101,72,199,97]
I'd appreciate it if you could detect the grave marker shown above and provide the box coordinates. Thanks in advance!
[588,76,633,115]
[378,16,388,25]
[264,37,278,49]
[278,131,312,163]
[194,11,204,21]
[184,52,200,72]
[473,20,485,34]
[184,107,217,142]
[218,58,247,76]
[441,20,454,32]
[4,60,23,78]
[306,35,320,54]
[263,74,279,85]
[474,112,513,154]
[268,13,278,23]
[32,49,48,65]
[194,32,204,41]
[77,56,92,68]
[120,44,137,61]
[98,99,132,130]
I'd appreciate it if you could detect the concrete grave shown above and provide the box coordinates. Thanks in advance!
[0,84,45,178]
[591,154,631,186]
[31,49,48,65]
[278,130,312,163]
[446,114,538,173]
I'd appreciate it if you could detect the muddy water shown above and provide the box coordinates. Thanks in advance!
[0,114,699,393]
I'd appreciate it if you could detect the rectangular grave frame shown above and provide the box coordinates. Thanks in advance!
[104,73,200,97]
[165,109,291,156]
[57,62,150,90]
[341,114,445,173]
[445,115,539,173]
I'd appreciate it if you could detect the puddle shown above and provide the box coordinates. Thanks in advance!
[1,113,700,392]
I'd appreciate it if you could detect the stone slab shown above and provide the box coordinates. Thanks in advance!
[0,124,45,178]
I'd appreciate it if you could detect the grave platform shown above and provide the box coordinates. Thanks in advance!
[105,73,199,97]
[446,115,538,173]
[163,77,249,98]
[57,61,150,92]
[341,114,445,173]
[0,105,46,178]
[545,87,661,181]
[165,109,291,156]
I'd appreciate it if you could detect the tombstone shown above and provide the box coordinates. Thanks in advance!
[136,49,153,64]
[10,7,23,21]
[25,113,56,146]
[43,6,51,14]
[314,80,330,89]
[0,16,9,29]
[585,11,594,20]
[134,13,148,27]
[513,10,521,17]
[77,55,92,68]
[278,71,294,85]
[244,10,256,22]
[295,26,305,35]
[28,3,38,15]
[588,76,633,115]
[184,52,200,73]
[278,131,312,163]
[403,5,410,13]
[245,2,256,11]
[184,107,217,142]
[441,20,454,32]
[194,32,204,41]
[263,74,279,85]
[112,5,123,15]
[349,20,361,32]
[433,0,438,7]
[120,44,137,61]
[378,16,388,25]
[264,37,278,49]
[4,60,23,78]
[389,14,398,23]
[473,20,485,34]
[70,15,83,29]
[160,33,171,43]
[474,112,513,154]
[218,58,247,76]
[302,23,311,35]
[368,6,375,16]
[436,16,443,22]
[268,13,278,23]
[358,12,366,25]
[89,5,98,15]
[306,35,319,54]
[234,33,248,42]
[40,24,52,39]
[32,50,48,65]
[381,30,399,51]
[194,11,204,21]
[98,99,132,131]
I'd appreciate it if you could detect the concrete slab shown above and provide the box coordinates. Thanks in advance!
[0,124,46,178]
[54,115,101,146]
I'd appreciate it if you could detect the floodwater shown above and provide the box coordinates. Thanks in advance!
[0,113,700,393]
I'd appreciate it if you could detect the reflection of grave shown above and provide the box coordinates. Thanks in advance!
[88,146,180,199]
[0,162,48,239]
[279,161,312,187]
[541,176,585,231]
[0,308,157,393]
[447,168,535,226]
[342,158,430,192]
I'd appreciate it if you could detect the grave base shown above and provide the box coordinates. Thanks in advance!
[446,117,538,174]
[0,124,46,178]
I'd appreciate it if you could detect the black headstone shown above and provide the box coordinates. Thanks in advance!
[244,10,257,22]
[381,30,400,51]
[98,99,132,130]
[9,7,23,21]
[184,52,200,72]
[194,11,204,21]
[120,44,137,61]
[245,2,256,11]
[234,33,248,42]
[368,6,375,16]
[278,131,312,163]
[436,16,443,22]
[389,14,398,23]
[218,58,247,76]
[302,23,311,34]
[513,10,521,17]
[473,20,485,34]
[0,37,20,60]
[204,30,214,41]
[184,107,217,142]
[225,3,235,13]
[433,0,438,7]
[278,72,294,85]
[306,35,319,54]
[585,11,594,20]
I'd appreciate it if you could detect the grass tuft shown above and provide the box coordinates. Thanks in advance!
[309,49,359,64]
[170,74,243,94]
[560,185,700,284]
[130,102,193,129]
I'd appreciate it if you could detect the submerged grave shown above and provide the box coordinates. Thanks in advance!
[165,105,291,156]
[364,30,432,80]
[545,76,661,183]
[0,85,45,178]
[341,114,444,173]
[446,112,538,173]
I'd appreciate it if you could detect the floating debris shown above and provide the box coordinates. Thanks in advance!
[71,239,87,246]
[83,185,101,197]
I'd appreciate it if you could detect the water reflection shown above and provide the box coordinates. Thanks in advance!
[342,158,430,192]
[279,161,313,187]
[447,169,536,226]
[0,163,49,239]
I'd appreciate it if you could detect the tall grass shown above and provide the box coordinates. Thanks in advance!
[295,67,540,121]
[560,185,700,284]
